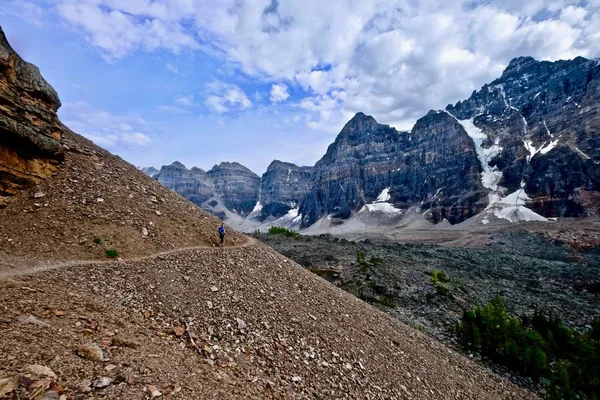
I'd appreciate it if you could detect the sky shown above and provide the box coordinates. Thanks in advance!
[1,0,599,175]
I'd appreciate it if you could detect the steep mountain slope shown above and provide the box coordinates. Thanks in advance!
[257,160,315,221]
[300,112,485,227]
[446,56,600,220]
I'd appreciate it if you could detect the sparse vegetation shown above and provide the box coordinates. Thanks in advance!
[105,248,119,258]
[268,226,301,239]
[456,295,600,399]
[93,237,101,244]
[429,269,451,296]
[430,269,450,283]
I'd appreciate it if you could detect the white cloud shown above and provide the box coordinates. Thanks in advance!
[54,0,600,131]
[59,102,152,148]
[270,83,290,103]
[204,80,252,114]
[175,95,198,107]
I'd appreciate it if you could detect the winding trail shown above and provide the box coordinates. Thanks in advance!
[0,236,258,281]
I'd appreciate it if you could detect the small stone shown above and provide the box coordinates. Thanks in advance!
[104,364,117,372]
[54,311,65,317]
[150,196,159,204]
[236,318,247,330]
[76,343,108,362]
[33,192,46,199]
[27,365,57,380]
[142,228,149,237]
[79,379,92,393]
[206,301,213,309]
[96,198,104,203]
[0,376,18,397]
[204,358,214,366]
[148,385,162,398]
[17,315,50,327]
[92,377,113,388]
[34,391,60,400]
[155,210,162,216]
[291,376,302,383]
[182,275,190,282]
[173,326,185,337]
[210,286,218,292]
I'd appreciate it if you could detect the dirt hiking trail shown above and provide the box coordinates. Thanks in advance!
[0,236,257,281]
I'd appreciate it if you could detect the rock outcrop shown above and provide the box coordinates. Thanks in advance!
[0,27,64,206]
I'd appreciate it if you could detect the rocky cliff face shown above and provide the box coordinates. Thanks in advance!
[150,161,261,218]
[206,162,260,216]
[154,162,216,206]
[0,27,64,206]
[299,112,484,226]
[446,56,600,218]
[258,160,314,220]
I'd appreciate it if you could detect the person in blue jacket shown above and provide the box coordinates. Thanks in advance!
[218,223,226,246]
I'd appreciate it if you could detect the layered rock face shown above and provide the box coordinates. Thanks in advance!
[152,161,261,217]
[258,160,314,220]
[299,112,484,226]
[446,56,600,217]
[154,162,216,206]
[0,27,64,206]
[206,162,260,216]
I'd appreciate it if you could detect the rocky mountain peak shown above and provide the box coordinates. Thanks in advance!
[339,112,380,137]
[170,161,187,169]
[501,56,538,78]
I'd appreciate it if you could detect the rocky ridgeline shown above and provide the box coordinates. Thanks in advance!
[145,56,599,229]
[0,27,65,207]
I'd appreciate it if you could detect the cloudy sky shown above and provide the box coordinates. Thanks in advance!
[1,0,599,174]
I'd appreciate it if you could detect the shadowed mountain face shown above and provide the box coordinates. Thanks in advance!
[145,56,600,229]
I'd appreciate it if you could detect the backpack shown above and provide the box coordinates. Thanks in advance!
[219,226,225,235]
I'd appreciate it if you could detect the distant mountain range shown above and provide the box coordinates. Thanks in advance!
[142,56,600,233]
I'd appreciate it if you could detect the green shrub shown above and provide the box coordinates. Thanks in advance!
[431,269,450,283]
[456,295,600,399]
[93,237,101,244]
[105,248,119,258]
[268,226,300,239]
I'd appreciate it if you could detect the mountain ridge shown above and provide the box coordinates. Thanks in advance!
[143,54,600,231]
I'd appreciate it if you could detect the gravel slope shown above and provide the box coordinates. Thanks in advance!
[0,242,537,399]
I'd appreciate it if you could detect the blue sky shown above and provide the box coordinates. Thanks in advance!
[1,0,599,174]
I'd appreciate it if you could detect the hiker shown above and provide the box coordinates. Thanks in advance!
[218,223,226,246]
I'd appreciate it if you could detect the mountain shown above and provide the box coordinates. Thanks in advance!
[257,160,315,221]
[299,111,485,226]
[0,26,536,399]
[446,56,600,220]
[139,166,159,178]
[206,161,260,215]
[142,55,600,232]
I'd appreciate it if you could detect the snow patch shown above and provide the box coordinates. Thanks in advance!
[451,115,503,192]
[361,202,403,214]
[523,139,559,161]
[491,189,547,222]
[574,146,591,160]
[376,188,391,202]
